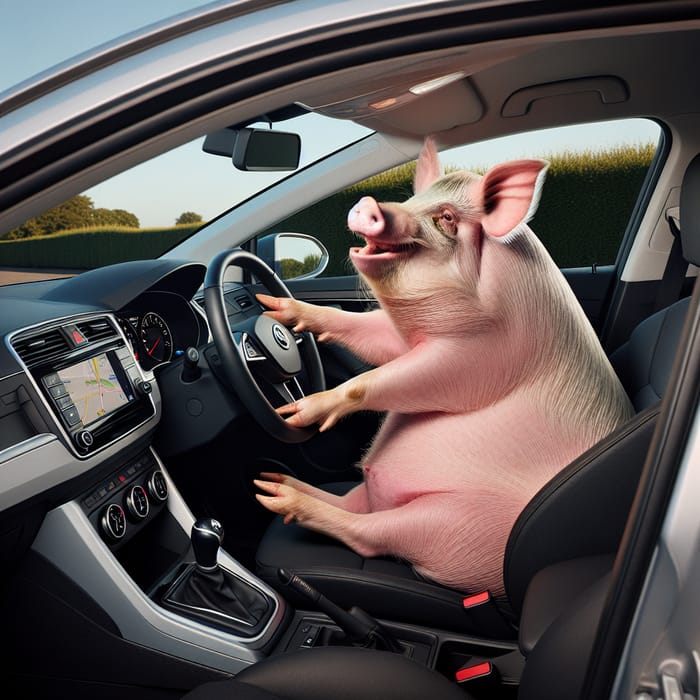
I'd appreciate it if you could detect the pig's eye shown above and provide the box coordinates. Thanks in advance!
[432,210,457,236]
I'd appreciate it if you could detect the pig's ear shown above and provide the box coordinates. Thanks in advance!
[414,137,443,194]
[478,160,549,238]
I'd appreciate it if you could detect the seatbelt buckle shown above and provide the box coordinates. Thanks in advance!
[462,591,490,608]
[452,651,524,691]
[455,660,493,684]
[460,590,515,638]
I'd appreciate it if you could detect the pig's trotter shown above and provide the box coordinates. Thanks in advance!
[254,478,299,524]
[274,386,361,432]
[255,478,335,527]
[258,471,285,482]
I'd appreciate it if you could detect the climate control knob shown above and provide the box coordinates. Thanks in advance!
[147,470,168,503]
[101,503,127,541]
[125,484,150,520]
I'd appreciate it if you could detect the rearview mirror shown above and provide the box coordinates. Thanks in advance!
[202,127,301,171]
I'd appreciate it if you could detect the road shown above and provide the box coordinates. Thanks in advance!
[0,268,75,286]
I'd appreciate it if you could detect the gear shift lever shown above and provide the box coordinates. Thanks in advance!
[191,517,224,571]
[162,516,272,635]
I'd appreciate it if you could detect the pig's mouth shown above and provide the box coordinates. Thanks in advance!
[351,238,417,259]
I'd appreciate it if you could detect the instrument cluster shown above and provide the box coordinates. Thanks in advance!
[116,291,203,372]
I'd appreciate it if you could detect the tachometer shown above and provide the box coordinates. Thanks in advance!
[140,312,173,366]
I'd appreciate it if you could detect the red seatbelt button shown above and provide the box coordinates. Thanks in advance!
[455,661,492,683]
[462,591,490,608]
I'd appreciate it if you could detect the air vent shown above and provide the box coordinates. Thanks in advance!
[77,318,117,342]
[12,329,70,367]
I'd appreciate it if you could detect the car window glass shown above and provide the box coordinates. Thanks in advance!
[0,113,371,286]
[262,118,661,277]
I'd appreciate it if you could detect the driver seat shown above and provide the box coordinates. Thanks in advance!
[255,154,700,639]
[255,406,657,637]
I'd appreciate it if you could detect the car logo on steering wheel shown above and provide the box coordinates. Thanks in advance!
[272,323,290,350]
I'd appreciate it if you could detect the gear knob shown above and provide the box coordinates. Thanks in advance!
[191,518,224,571]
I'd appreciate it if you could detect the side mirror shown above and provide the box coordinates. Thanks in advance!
[202,127,301,171]
[257,233,329,281]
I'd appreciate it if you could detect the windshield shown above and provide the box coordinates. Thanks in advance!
[0,104,660,288]
[0,112,372,285]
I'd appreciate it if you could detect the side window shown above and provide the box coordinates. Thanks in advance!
[264,118,661,277]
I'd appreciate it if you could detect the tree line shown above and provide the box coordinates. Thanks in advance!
[3,195,203,240]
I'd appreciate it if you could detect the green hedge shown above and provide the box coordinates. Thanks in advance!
[0,224,198,270]
[263,144,657,273]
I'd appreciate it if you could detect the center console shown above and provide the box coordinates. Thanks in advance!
[28,439,524,696]
[30,446,286,675]
[78,452,277,641]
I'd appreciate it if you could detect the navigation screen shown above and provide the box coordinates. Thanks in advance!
[57,353,131,426]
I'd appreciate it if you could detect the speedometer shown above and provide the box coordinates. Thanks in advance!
[140,312,173,366]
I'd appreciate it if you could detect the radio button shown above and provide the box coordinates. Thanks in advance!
[61,405,81,426]
[116,346,133,362]
[42,372,61,388]
[48,383,67,399]
[56,395,73,410]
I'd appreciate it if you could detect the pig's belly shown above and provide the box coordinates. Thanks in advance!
[359,408,587,595]
[362,407,585,513]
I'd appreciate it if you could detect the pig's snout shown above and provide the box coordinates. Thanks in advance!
[348,196,385,238]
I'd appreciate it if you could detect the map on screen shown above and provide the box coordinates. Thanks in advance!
[58,353,130,425]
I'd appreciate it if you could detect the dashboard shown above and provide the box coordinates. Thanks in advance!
[0,259,209,514]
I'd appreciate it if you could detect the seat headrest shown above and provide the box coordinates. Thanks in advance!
[680,154,700,266]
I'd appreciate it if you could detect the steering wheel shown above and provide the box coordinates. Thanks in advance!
[203,249,326,443]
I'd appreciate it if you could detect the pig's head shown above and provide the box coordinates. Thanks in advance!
[347,138,549,315]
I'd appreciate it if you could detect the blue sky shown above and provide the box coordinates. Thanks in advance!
[1,0,209,94]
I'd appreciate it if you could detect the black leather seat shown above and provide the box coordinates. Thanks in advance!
[255,154,700,638]
[184,647,470,700]
[184,556,614,700]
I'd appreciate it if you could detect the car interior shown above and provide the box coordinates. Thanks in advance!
[2,2,700,699]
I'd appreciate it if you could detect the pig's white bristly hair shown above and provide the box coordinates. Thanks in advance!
[499,227,634,448]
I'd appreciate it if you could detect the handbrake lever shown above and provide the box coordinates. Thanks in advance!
[278,567,403,653]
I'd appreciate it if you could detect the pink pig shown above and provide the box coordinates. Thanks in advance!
[254,138,633,598]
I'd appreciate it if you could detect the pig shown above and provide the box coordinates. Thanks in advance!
[254,138,633,599]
